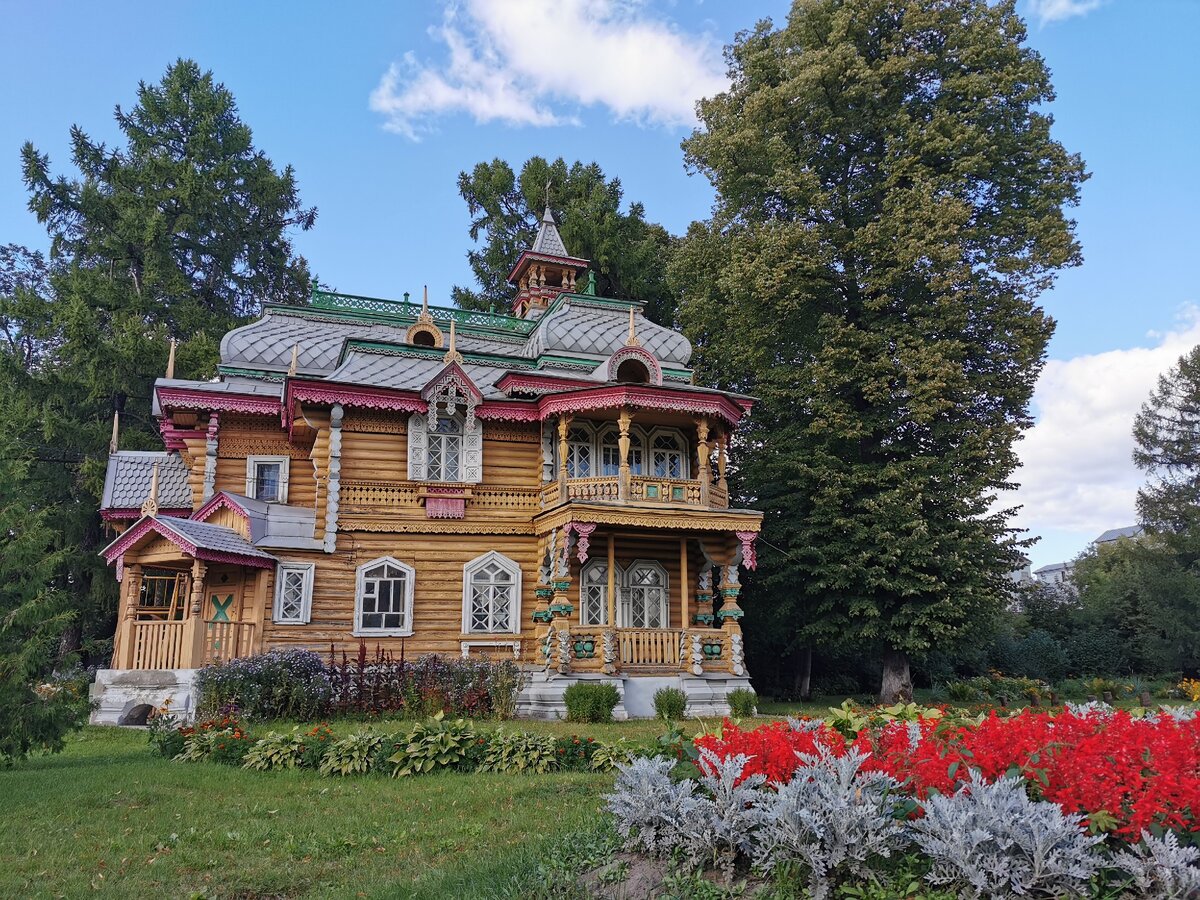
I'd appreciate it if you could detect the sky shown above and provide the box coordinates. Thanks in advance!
[2,0,1197,571]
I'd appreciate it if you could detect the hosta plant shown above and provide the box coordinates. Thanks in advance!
[590,738,638,772]
[318,731,383,777]
[385,712,476,777]
[242,729,308,771]
[478,729,558,774]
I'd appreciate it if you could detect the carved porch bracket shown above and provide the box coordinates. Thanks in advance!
[573,522,596,563]
[735,530,758,571]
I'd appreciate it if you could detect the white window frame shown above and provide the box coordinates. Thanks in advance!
[565,422,595,479]
[580,560,622,626]
[273,562,314,625]
[621,559,670,629]
[598,428,645,477]
[462,551,522,634]
[426,414,464,482]
[246,455,290,503]
[649,428,689,480]
[354,556,416,637]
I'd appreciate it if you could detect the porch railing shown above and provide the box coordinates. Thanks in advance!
[541,476,726,509]
[618,628,685,668]
[204,622,257,664]
[130,620,189,670]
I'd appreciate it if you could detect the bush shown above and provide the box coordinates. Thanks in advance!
[318,731,383,776]
[197,649,331,720]
[563,682,620,723]
[993,629,1070,683]
[727,688,757,718]
[384,712,476,777]
[653,687,687,721]
[478,729,558,774]
[242,729,309,771]
[591,738,638,772]
[554,734,598,770]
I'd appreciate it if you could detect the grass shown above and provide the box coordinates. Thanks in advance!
[0,726,617,899]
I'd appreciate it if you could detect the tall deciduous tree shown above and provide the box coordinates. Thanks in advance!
[453,156,676,323]
[672,0,1087,700]
[4,59,316,669]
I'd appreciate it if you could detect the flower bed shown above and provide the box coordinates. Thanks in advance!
[695,705,1200,840]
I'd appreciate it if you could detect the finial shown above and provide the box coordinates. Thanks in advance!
[140,463,160,517]
[417,285,434,325]
[165,337,177,380]
[626,306,641,347]
[444,318,464,365]
[585,270,596,296]
[545,179,552,209]
[288,343,299,377]
[109,409,120,455]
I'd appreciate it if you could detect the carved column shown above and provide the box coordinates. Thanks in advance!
[550,526,574,675]
[617,407,632,501]
[183,559,208,668]
[556,414,572,489]
[694,563,715,627]
[717,431,729,494]
[323,404,343,553]
[202,414,220,502]
[117,563,144,669]
[533,530,555,630]
[696,418,711,506]
[718,561,745,677]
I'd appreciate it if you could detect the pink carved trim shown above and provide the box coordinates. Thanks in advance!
[192,491,249,524]
[475,400,541,422]
[607,346,663,387]
[102,507,191,521]
[507,249,590,282]
[426,497,466,519]
[421,362,484,404]
[496,372,597,396]
[115,555,124,583]
[573,522,597,563]
[286,380,427,417]
[736,530,758,571]
[158,417,206,451]
[156,386,281,417]
[537,385,750,428]
[101,515,275,570]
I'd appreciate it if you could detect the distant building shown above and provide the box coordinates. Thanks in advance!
[1033,561,1074,587]
[1094,525,1145,547]
[1007,557,1034,587]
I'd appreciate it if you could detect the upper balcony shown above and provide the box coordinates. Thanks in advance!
[540,475,728,510]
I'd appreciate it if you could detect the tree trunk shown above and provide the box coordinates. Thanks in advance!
[799,647,812,700]
[879,649,913,703]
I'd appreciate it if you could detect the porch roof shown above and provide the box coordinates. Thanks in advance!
[101,514,277,569]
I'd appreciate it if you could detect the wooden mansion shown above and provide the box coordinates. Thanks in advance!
[92,209,763,721]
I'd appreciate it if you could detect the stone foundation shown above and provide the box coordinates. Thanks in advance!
[89,668,198,725]
[515,670,753,720]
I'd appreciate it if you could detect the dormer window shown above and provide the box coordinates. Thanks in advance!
[246,456,289,502]
[426,415,463,482]
[412,330,436,347]
[616,358,651,383]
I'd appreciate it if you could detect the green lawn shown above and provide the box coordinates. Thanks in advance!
[0,726,619,899]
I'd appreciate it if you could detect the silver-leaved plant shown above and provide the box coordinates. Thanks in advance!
[753,744,910,900]
[674,750,769,877]
[1109,830,1200,899]
[605,755,701,857]
[910,770,1103,899]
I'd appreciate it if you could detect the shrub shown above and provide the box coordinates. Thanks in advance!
[478,729,558,774]
[677,751,768,876]
[197,649,331,720]
[563,682,620,723]
[727,688,756,718]
[242,729,308,771]
[299,722,334,768]
[910,772,1103,899]
[384,712,476,777]
[554,734,598,771]
[173,715,247,763]
[209,727,255,765]
[147,702,185,759]
[753,745,911,898]
[318,731,383,776]
[653,686,687,721]
[606,755,700,856]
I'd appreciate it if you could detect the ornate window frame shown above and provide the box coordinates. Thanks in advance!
[565,421,596,479]
[273,562,314,625]
[354,556,416,637]
[246,455,290,503]
[649,428,689,480]
[580,559,622,626]
[622,559,669,628]
[597,426,645,477]
[462,551,522,634]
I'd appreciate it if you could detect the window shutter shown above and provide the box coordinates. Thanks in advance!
[462,416,483,483]
[407,412,428,480]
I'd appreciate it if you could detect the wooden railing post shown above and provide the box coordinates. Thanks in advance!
[116,564,143,669]
[617,408,632,501]
[182,560,208,669]
[695,418,711,507]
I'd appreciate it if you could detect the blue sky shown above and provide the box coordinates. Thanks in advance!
[2,0,1197,569]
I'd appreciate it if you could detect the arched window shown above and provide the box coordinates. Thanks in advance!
[355,557,415,636]
[598,429,644,477]
[651,431,688,479]
[616,358,650,383]
[580,560,620,626]
[622,561,668,628]
[427,414,462,481]
[463,551,521,634]
[566,425,593,478]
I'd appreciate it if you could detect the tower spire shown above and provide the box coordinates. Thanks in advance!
[444,319,464,365]
[626,306,641,347]
[109,409,120,455]
[288,343,299,377]
[165,337,177,379]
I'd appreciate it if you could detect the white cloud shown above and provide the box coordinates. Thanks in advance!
[1027,0,1103,25]
[1008,307,1200,542]
[370,0,728,139]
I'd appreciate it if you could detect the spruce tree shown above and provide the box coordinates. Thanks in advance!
[1133,344,1200,533]
[671,0,1087,700]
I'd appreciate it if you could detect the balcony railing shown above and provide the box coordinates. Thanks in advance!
[541,475,725,509]
[619,628,685,668]
[340,481,541,514]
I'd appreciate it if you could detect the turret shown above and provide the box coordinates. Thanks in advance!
[508,205,590,319]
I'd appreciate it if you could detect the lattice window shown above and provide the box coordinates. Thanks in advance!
[581,561,620,626]
[426,415,462,482]
[246,455,290,502]
[355,557,415,635]
[623,561,668,628]
[651,432,687,479]
[599,428,643,476]
[463,552,521,634]
[566,426,593,478]
[273,563,314,624]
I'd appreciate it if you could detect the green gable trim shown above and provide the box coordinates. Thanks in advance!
[216,366,286,382]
